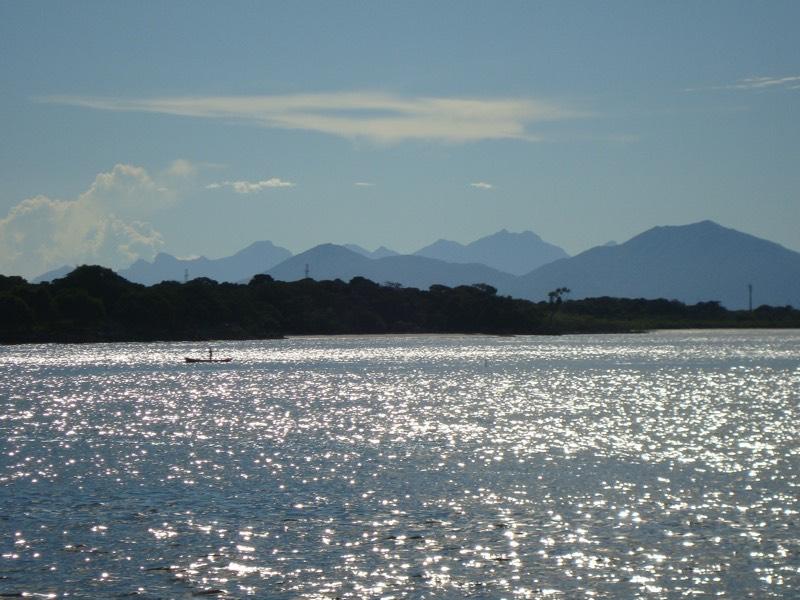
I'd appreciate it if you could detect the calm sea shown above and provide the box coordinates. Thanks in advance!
[1,331,799,599]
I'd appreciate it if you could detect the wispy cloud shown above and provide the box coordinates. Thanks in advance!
[206,178,295,193]
[470,181,493,189]
[727,76,800,90]
[42,92,584,144]
[354,181,374,187]
[686,75,800,92]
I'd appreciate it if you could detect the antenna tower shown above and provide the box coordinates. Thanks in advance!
[304,263,310,278]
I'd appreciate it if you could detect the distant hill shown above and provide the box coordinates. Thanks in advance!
[31,264,74,283]
[513,221,800,309]
[266,243,518,292]
[414,229,568,275]
[343,244,400,259]
[119,240,292,285]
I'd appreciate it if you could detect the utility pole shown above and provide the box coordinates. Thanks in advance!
[748,283,753,312]
[184,268,189,284]
[304,263,310,279]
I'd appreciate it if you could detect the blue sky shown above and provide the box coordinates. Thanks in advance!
[1,1,798,278]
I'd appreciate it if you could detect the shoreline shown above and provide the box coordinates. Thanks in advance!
[2,266,798,345]
[4,326,800,346]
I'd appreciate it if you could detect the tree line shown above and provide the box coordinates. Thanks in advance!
[0,265,797,343]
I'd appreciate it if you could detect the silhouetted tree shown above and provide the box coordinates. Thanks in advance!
[55,288,105,323]
[547,287,571,304]
[0,265,797,343]
[0,293,34,339]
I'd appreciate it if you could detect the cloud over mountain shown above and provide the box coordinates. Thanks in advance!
[0,164,175,279]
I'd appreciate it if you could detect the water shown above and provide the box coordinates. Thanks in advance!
[1,330,799,598]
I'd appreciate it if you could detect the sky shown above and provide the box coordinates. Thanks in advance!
[1,1,798,279]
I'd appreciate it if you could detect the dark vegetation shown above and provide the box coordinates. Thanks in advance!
[0,265,798,343]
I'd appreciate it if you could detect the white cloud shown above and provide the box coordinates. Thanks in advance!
[728,76,800,90]
[86,163,177,217]
[687,75,800,92]
[470,181,493,189]
[165,158,197,178]
[205,178,295,193]
[354,182,374,187]
[43,92,583,144]
[0,164,173,279]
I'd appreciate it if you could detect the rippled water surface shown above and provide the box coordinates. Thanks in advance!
[2,331,799,598]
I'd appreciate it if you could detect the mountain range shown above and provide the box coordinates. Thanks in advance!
[32,222,800,309]
[73,229,563,288]
[117,240,292,285]
[414,229,568,275]
[266,243,518,292]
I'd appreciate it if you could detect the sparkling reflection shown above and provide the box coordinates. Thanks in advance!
[1,331,799,598]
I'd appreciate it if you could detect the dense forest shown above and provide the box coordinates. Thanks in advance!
[0,265,798,344]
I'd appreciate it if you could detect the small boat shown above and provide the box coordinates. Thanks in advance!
[184,357,232,363]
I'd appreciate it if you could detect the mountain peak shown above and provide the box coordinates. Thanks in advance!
[519,221,800,309]
[483,229,544,243]
[415,229,567,275]
[342,243,399,259]
[296,243,367,261]
[311,242,348,252]
[153,252,181,264]
[630,220,766,252]
[648,220,723,235]
[237,240,279,253]
[372,246,399,259]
